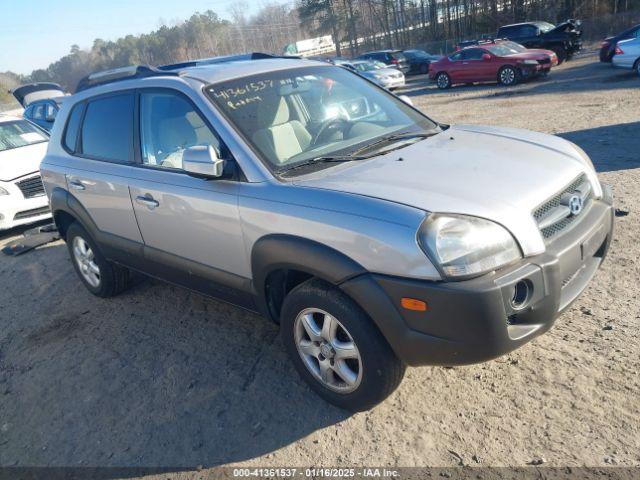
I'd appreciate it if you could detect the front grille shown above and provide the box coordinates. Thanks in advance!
[15,175,45,198]
[533,174,592,241]
[538,58,551,65]
[14,206,50,220]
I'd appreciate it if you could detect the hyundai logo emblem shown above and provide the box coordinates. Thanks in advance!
[569,195,583,216]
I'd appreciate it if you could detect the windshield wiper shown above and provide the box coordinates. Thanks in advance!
[280,154,371,174]
[350,131,437,157]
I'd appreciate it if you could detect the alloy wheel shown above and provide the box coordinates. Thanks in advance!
[437,73,450,89]
[294,308,363,393]
[72,236,101,288]
[500,67,516,85]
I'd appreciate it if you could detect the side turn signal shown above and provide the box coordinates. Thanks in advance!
[401,297,428,312]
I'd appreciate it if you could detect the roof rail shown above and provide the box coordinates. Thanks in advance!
[158,52,300,71]
[75,65,180,93]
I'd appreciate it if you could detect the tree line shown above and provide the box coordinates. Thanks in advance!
[1,0,639,104]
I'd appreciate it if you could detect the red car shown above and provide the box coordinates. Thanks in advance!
[429,43,548,89]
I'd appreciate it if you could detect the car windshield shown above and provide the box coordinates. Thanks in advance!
[206,65,437,172]
[498,41,527,53]
[0,120,48,152]
[353,61,381,72]
[485,44,518,57]
[538,22,555,33]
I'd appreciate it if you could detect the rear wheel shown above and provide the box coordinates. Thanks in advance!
[280,279,405,411]
[498,65,520,86]
[635,59,640,77]
[66,222,130,298]
[436,72,451,89]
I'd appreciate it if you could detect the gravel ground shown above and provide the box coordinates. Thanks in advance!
[0,52,638,472]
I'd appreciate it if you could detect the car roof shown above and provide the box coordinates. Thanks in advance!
[500,21,551,28]
[179,58,328,84]
[75,56,330,93]
[362,49,401,54]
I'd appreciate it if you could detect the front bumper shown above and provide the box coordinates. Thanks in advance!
[379,77,406,89]
[0,186,51,231]
[342,189,614,366]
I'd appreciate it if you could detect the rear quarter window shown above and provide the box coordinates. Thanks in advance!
[63,102,85,153]
[80,93,134,163]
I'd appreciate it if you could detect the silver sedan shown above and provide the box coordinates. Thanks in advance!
[612,37,640,76]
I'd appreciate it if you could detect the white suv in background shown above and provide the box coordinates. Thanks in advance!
[0,115,51,231]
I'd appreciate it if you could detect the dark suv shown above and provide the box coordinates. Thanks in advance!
[497,20,582,63]
[357,50,410,73]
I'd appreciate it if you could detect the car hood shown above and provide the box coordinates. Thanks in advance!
[292,124,601,256]
[0,141,49,181]
[373,67,402,76]
[517,49,555,59]
[549,20,582,35]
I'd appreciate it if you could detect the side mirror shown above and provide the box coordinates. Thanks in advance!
[398,95,413,106]
[482,53,491,61]
[183,145,225,178]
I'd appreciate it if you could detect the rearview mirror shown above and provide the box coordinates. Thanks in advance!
[398,95,413,106]
[182,145,225,178]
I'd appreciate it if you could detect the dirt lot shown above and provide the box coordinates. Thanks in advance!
[0,52,639,472]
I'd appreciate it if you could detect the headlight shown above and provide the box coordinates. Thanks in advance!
[418,214,522,279]
[0,186,9,196]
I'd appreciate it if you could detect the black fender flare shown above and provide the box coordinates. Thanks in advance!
[251,234,367,319]
[50,186,99,240]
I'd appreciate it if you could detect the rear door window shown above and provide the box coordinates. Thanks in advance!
[80,93,134,163]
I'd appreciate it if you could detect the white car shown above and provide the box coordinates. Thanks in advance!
[0,115,51,231]
[347,60,406,89]
[612,37,640,76]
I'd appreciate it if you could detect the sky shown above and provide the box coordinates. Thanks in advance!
[0,0,286,75]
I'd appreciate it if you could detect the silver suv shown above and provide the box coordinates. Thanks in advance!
[41,56,614,410]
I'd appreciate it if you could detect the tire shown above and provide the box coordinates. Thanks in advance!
[66,222,130,298]
[280,278,405,411]
[635,59,640,78]
[552,46,567,64]
[498,65,520,86]
[435,72,451,89]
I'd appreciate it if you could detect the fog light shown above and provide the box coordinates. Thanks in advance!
[510,280,532,310]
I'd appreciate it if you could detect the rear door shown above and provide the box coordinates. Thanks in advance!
[126,88,250,305]
[63,92,144,256]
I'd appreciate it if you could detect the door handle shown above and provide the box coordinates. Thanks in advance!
[69,180,85,191]
[135,194,159,209]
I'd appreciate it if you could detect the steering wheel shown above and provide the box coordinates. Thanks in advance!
[311,119,352,147]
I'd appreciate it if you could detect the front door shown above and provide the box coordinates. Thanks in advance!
[127,89,252,305]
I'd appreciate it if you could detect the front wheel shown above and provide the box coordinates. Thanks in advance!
[280,279,405,411]
[435,72,451,89]
[499,66,520,86]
